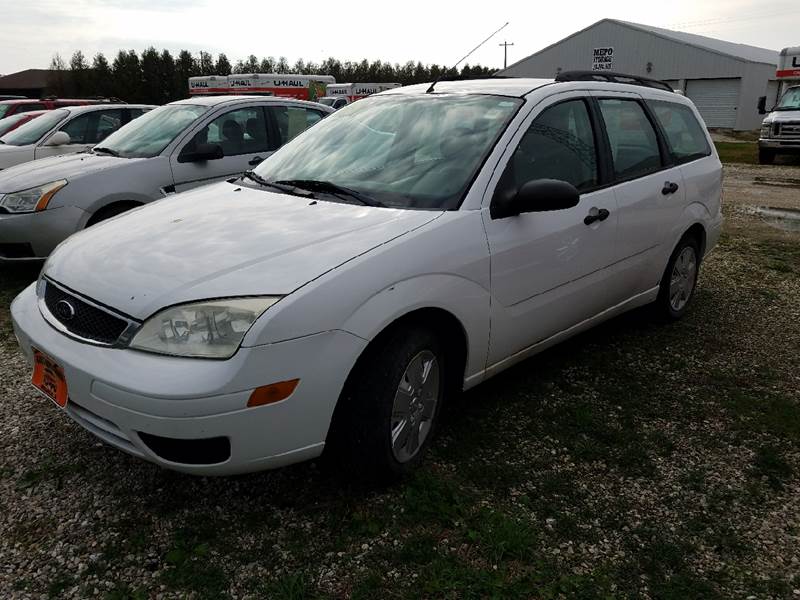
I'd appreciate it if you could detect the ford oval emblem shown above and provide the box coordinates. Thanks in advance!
[55,300,76,321]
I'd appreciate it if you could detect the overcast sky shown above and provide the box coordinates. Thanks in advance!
[1,0,798,75]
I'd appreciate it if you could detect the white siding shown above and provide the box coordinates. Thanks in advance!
[685,79,740,128]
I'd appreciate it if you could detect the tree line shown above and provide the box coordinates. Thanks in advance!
[48,49,497,105]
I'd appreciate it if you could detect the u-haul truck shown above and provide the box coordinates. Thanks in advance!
[318,83,401,109]
[188,74,336,102]
[757,47,800,164]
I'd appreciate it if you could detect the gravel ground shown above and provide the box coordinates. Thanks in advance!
[0,162,799,599]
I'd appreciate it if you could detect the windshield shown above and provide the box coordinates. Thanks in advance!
[0,113,33,137]
[775,87,800,111]
[0,109,67,146]
[253,94,522,210]
[319,98,336,107]
[96,104,207,158]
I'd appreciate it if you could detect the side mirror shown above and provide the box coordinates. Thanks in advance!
[757,96,767,115]
[45,131,71,147]
[491,179,580,219]
[178,142,224,163]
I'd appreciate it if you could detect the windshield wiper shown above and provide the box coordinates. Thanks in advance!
[241,171,314,197]
[774,106,800,111]
[93,146,119,157]
[274,179,385,207]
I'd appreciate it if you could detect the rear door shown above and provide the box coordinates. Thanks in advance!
[591,92,687,301]
[170,105,273,193]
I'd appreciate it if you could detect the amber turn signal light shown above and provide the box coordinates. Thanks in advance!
[247,379,300,407]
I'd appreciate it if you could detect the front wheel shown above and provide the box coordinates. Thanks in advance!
[758,148,776,165]
[655,236,700,320]
[326,326,446,479]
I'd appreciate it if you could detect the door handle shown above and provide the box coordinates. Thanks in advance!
[248,156,264,166]
[584,207,610,225]
[662,181,679,195]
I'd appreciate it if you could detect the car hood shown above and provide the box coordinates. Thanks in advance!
[767,109,800,122]
[44,181,443,319]
[0,152,131,193]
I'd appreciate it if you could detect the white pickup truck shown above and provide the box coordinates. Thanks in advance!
[758,47,800,164]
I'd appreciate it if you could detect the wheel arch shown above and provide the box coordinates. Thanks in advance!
[346,306,470,397]
[85,199,145,227]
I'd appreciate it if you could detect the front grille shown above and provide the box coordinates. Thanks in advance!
[43,281,129,345]
[776,122,800,138]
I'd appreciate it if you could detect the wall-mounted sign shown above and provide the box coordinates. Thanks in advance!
[592,47,614,71]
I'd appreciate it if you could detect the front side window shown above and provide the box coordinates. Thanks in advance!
[598,99,662,180]
[253,94,522,210]
[497,99,598,196]
[648,101,710,163]
[93,109,124,143]
[182,107,269,158]
[59,112,92,144]
[0,109,68,146]
[95,104,207,158]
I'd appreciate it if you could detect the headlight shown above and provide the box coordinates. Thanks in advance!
[0,180,67,213]
[760,122,772,138]
[130,297,281,358]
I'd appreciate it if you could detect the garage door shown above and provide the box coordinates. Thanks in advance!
[685,78,741,128]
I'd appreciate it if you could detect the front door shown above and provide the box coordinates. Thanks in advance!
[483,95,619,367]
[170,105,274,193]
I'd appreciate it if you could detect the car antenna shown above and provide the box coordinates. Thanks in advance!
[427,21,509,94]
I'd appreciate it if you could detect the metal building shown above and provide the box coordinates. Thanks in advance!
[500,19,780,131]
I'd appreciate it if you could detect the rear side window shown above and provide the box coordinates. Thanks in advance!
[498,99,598,193]
[647,100,711,163]
[267,106,326,148]
[598,99,662,180]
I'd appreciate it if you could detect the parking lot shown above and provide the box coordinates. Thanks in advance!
[0,156,798,598]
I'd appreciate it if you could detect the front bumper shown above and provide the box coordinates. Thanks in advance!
[758,138,800,152]
[0,206,89,261]
[10,283,368,475]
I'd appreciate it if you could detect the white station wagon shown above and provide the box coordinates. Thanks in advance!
[11,75,723,478]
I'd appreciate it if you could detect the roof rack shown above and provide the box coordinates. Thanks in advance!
[555,71,674,92]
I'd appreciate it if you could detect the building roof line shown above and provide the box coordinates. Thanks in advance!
[501,18,779,74]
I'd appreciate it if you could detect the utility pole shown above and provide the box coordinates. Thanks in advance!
[499,41,514,69]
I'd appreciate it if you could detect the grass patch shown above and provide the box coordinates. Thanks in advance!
[714,141,757,164]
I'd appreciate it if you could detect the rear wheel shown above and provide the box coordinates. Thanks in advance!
[758,148,776,165]
[326,326,446,479]
[655,236,700,320]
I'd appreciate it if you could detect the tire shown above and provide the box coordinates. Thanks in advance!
[86,202,140,227]
[758,148,776,165]
[655,235,701,320]
[326,325,446,480]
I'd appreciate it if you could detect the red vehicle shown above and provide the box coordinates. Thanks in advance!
[0,110,48,137]
[0,98,119,120]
